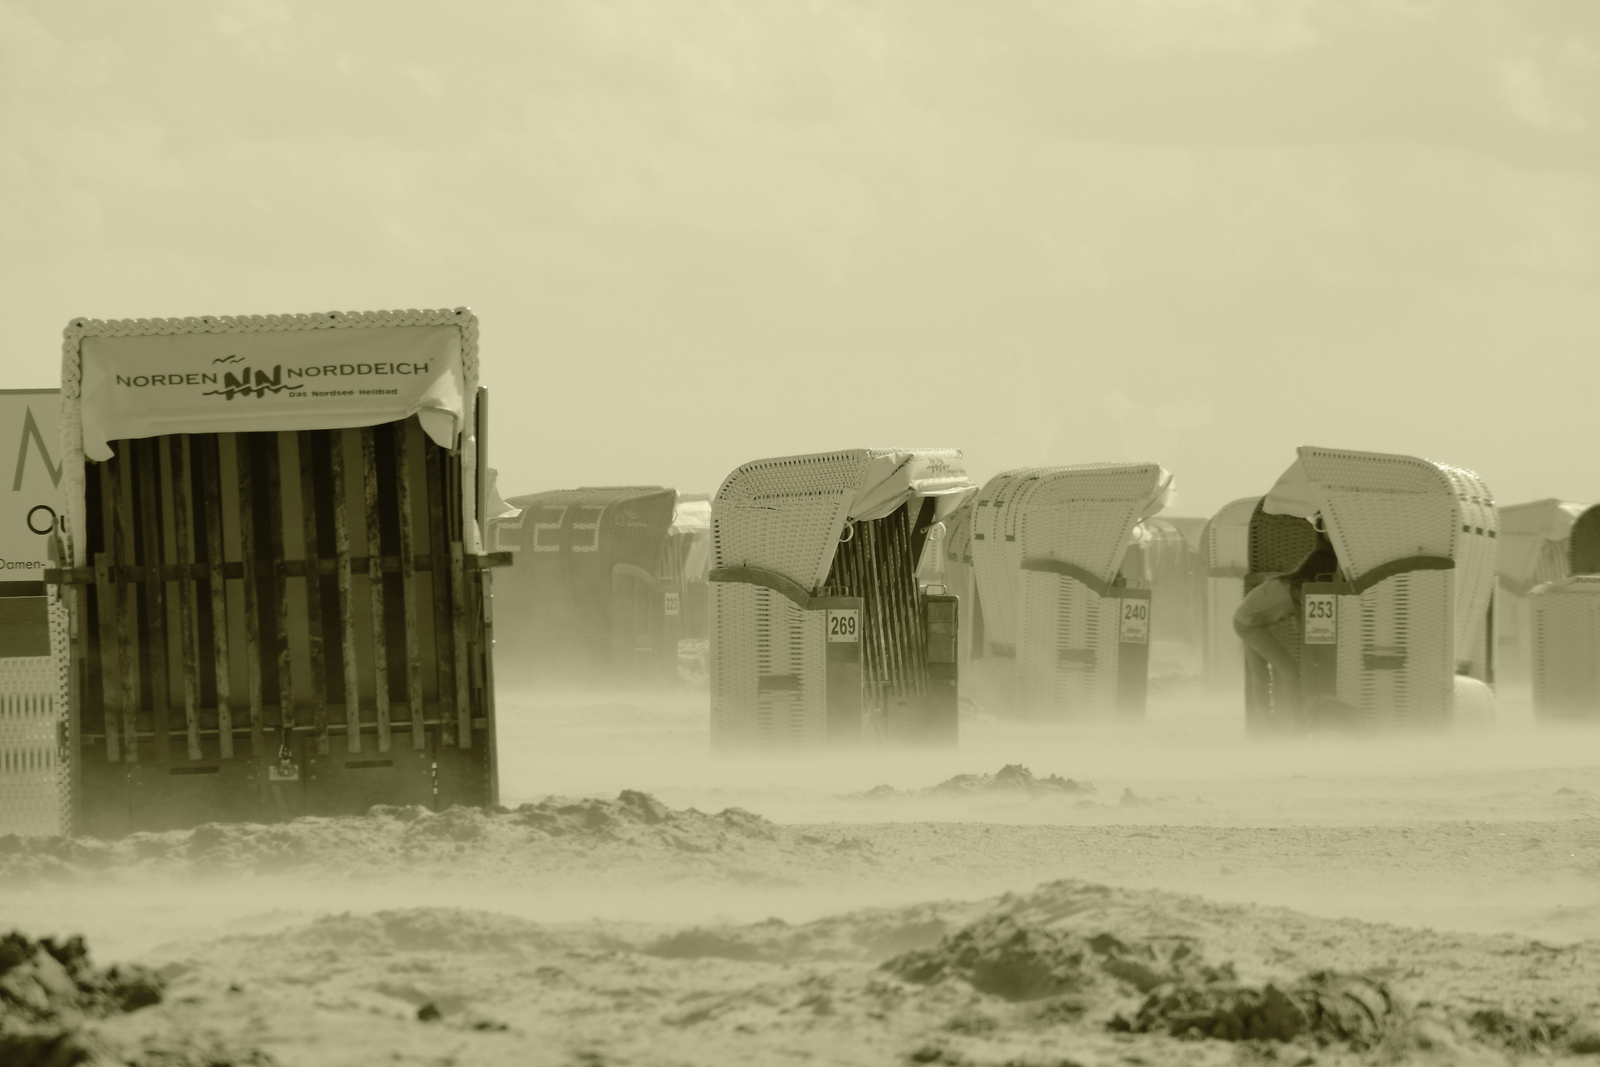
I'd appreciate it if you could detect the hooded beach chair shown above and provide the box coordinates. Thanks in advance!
[1494,499,1586,686]
[1249,446,1497,729]
[968,463,1174,718]
[46,308,506,835]
[708,448,975,748]
[1529,503,1600,720]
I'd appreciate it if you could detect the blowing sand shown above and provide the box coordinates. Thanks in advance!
[4,684,1599,1065]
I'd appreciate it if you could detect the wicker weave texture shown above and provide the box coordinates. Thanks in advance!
[713,450,878,594]
[1334,571,1454,728]
[971,463,1166,653]
[708,582,828,747]
[1531,576,1600,719]
[1017,571,1118,717]
[1206,498,1257,572]
[0,657,63,836]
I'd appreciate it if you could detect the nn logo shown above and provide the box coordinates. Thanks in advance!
[201,365,303,401]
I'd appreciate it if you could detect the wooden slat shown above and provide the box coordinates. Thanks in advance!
[424,440,458,748]
[297,430,330,757]
[265,434,295,752]
[443,442,472,750]
[361,428,392,753]
[108,452,140,764]
[451,541,471,748]
[330,431,363,754]
[200,435,233,759]
[169,435,203,760]
[92,550,121,762]
[137,437,171,764]
[393,422,424,750]
[236,435,265,756]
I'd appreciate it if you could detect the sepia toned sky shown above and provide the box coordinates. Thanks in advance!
[3,0,1597,516]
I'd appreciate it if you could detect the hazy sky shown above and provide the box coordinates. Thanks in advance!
[4,0,1597,516]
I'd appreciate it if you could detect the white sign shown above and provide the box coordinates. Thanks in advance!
[1304,594,1337,645]
[79,325,465,462]
[664,592,680,616]
[1118,598,1149,644]
[827,608,860,643]
[0,391,63,580]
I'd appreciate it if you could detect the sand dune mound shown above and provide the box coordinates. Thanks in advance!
[0,792,871,886]
[12,878,1600,1065]
[851,764,1094,801]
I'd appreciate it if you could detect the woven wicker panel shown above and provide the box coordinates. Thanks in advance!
[708,582,827,748]
[1438,465,1498,671]
[1572,506,1600,575]
[1342,570,1454,728]
[713,450,875,594]
[1296,448,1457,579]
[972,462,1166,660]
[0,656,62,836]
[1531,576,1600,719]
[1206,498,1258,572]
[1248,502,1320,575]
[1017,570,1118,718]
[968,471,1030,651]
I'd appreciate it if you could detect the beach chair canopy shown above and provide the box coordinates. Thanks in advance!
[1497,499,1587,594]
[1261,445,1497,660]
[970,463,1173,649]
[712,448,976,600]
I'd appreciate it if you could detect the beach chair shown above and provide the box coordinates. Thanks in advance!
[1529,503,1600,720]
[490,486,679,687]
[969,463,1174,719]
[48,309,507,835]
[708,449,975,748]
[1494,500,1586,686]
[1253,446,1497,729]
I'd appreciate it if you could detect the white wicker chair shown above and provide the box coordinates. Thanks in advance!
[969,463,1173,719]
[1200,497,1259,694]
[1494,499,1586,687]
[709,448,975,749]
[0,656,64,835]
[1260,446,1499,728]
[1531,574,1600,720]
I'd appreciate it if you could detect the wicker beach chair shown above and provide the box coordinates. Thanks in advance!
[1255,446,1498,729]
[969,463,1174,719]
[1494,500,1586,687]
[708,448,975,749]
[491,486,678,686]
[1526,503,1600,720]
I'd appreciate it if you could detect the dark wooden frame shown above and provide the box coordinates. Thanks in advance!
[50,403,506,836]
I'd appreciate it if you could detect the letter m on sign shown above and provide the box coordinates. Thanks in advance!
[13,407,62,491]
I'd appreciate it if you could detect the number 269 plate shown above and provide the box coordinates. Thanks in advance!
[827,609,860,643]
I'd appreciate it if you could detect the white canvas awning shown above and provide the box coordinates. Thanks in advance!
[847,449,976,523]
[77,323,466,462]
[1262,459,1319,520]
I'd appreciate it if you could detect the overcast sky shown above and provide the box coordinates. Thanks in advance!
[4,0,1597,516]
